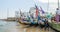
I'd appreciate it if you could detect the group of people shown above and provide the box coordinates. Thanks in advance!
[27,15,50,31]
[38,18,49,31]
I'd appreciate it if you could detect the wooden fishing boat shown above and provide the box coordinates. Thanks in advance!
[18,18,31,25]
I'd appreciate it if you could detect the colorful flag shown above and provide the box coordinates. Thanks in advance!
[35,5,39,17]
[40,7,45,14]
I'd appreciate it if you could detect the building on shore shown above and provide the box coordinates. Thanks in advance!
[7,17,16,21]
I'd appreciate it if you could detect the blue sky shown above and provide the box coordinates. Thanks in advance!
[0,0,35,19]
[0,0,60,19]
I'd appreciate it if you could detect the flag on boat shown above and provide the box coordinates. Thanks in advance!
[35,5,39,17]
[39,7,45,14]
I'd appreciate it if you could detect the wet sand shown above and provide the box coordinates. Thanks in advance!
[0,21,55,32]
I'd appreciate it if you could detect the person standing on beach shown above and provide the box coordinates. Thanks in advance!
[44,18,49,31]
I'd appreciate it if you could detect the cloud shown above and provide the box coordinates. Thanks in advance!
[34,0,59,3]
[49,4,58,8]
[33,0,59,14]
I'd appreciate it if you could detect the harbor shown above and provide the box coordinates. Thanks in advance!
[0,0,60,32]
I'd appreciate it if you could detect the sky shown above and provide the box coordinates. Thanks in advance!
[0,0,60,19]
